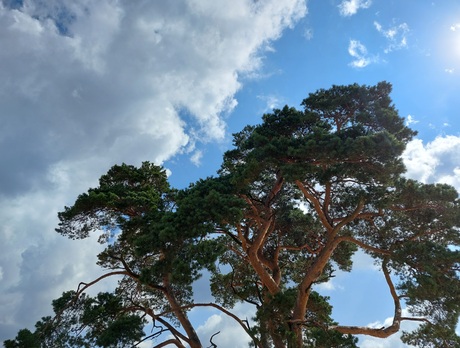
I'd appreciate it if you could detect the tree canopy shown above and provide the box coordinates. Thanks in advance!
[5,82,460,348]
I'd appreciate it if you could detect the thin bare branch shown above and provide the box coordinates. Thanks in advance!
[330,257,403,338]
[76,271,129,297]
[337,235,391,255]
[333,198,365,232]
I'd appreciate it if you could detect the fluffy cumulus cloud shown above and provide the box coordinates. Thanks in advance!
[0,0,308,341]
[402,136,460,191]
[338,0,372,17]
[196,303,256,348]
[348,39,377,68]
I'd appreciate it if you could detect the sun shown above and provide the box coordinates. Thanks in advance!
[436,21,460,74]
[449,23,460,56]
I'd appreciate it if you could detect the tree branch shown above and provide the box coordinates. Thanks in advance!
[163,302,262,348]
[332,198,365,232]
[337,235,391,255]
[76,271,129,297]
[295,180,333,232]
[153,339,186,348]
[330,257,403,338]
[207,331,220,348]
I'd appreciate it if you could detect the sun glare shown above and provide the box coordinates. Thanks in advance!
[435,20,460,74]
[448,21,460,61]
[449,22,460,58]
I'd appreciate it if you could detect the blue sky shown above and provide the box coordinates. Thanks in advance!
[1,1,460,347]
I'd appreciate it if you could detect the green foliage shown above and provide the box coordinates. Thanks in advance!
[5,82,459,348]
[4,329,39,348]
[4,291,145,348]
[210,82,458,346]
[7,162,225,347]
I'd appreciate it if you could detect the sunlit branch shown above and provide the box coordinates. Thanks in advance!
[295,180,333,233]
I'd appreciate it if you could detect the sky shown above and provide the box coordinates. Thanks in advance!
[1,0,460,347]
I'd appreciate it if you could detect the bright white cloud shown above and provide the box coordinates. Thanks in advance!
[374,20,410,53]
[348,39,377,68]
[0,0,308,341]
[338,0,372,17]
[402,136,460,191]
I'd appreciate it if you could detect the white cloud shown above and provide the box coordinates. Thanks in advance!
[445,68,455,74]
[257,94,283,112]
[303,27,313,40]
[374,20,410,53]
[196,303,256,348]
[348,39,377,68]
[315,278,344,291]
[338,0,372,17]
[450,23,460,31]
[405,114,419,126]
[402,136,460,191]
[190,150,203,166]
[0,0,308,341]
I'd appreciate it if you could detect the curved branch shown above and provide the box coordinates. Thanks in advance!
[337,235,391,256]
[138,306,190,343]
[161,302,262,348]
[229,265,261,307]
[330,257,403,338]
[280,242,319,254]
[76,271,129,297]
[401,317,432,325]
[153,339,186,348]
[332,198,365,233]
[207,331,220,348]
[295,180,333,232]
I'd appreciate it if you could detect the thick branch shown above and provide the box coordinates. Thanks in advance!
[295,180,333,232]
[246,218,280,295]
[162,276,201,348]
[292,236,342,325]
[329,324,399,338]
